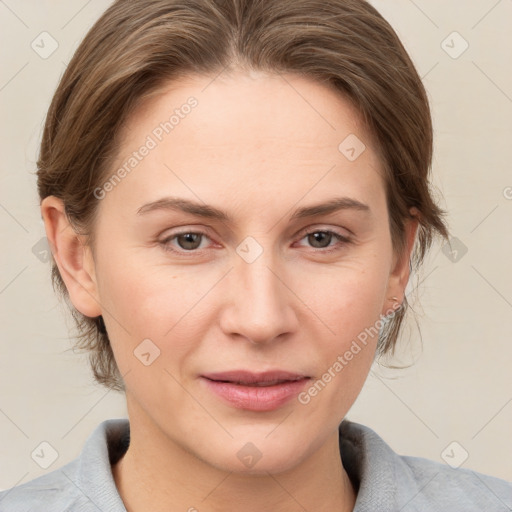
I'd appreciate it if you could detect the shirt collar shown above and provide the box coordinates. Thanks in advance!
[76,417,406,511]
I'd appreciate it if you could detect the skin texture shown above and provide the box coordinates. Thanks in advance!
[42,70,418,512]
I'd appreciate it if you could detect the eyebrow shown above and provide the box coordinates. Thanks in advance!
[136,196,371,221]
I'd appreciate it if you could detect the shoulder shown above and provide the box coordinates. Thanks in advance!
[400,453,512,510]
[0,418,129,512]
[339,419,512,511]
[0,460,89,512]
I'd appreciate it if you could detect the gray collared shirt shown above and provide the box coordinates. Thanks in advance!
[1,418,511,511]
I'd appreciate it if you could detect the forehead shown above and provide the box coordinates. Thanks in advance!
[105,71,386,219]
[123,70,373,151]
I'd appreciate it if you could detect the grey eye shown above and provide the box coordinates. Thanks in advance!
[306,231,334,248]
[176,233,203,250]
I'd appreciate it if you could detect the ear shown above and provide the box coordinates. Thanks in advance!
[41,196,102,318]
[382,208,419,315]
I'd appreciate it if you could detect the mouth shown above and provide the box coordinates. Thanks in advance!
[200,370,311,411]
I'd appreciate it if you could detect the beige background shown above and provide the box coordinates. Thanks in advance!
[0,0,511,490]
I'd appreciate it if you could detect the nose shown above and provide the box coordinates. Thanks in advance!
[219,249,298,345]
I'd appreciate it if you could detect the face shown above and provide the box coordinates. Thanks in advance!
[62,70,414,473]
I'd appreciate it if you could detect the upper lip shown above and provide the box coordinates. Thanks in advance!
[201,370,309,385]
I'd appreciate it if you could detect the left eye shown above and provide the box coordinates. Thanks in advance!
[296,230,349,250]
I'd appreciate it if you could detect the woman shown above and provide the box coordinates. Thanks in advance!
[1,0,510,510]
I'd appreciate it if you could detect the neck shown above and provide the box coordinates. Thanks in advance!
[112,412,356,512]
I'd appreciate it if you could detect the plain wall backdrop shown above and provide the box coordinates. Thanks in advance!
[0,0,511,489]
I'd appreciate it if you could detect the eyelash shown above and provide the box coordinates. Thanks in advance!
[159,227,352,256]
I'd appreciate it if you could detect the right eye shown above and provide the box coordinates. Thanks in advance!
[160,230,213,253]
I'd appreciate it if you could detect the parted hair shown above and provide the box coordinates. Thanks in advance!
[37,0,450,391]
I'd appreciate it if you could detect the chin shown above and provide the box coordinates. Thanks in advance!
[200,436,312,476]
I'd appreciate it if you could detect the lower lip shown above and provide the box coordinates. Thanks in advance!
[201,377,310,411]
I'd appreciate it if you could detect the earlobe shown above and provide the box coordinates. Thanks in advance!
[41,196,102,318]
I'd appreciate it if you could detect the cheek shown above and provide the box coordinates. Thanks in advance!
[94,248,209,372]
[293,251,389,393]
[296,271,385,421]
[95,221,391,389]
[297,251,390,337]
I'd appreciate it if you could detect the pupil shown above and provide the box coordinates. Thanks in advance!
[178,233,201,250]
[309,232,331,248]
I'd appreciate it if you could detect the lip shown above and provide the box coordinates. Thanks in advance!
[200,370,310,412]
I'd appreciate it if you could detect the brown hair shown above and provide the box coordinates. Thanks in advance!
[38,0,450,391]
